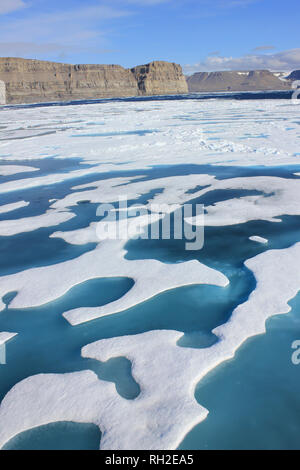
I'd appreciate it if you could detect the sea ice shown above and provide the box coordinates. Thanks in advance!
[0,332,17,345]
[0,243,299,449]
[0,239,228,322]
[0,209,75,237]
[249,236,268,244]
[0,95,300,450]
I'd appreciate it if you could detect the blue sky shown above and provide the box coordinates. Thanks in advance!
[0,0,299,72]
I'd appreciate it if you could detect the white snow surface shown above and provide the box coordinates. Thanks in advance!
[249,235,268,244]
[0,332,17,345]
[0,209,75,236]
[0,98,299,171]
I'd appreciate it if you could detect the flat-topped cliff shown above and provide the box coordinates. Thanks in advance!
[0,58,187,104]
[186,70,291,92]
[131,61,188,96]
[68,64,139,101]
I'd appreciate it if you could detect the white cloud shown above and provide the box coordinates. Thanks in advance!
[184,49,300,73]
[0,0,27,15]
[0,4,131,47]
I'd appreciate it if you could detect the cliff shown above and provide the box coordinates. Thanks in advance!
[0,58,139,104]
[0,58,187,104]
[131,61,188,95]
[186,70,291,92]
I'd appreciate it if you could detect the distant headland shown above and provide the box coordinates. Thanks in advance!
[186,70,295,93]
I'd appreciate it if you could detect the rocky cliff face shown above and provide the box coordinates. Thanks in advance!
[186,70,291,92]
[131,61,188,95]
[0,58,139,104]
[0,58,187,104]
[69,64,139,100]
[0,58,71,103]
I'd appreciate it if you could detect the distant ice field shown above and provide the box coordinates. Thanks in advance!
[0,92,300,450]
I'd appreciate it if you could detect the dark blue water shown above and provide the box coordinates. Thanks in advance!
[1,90,294,111]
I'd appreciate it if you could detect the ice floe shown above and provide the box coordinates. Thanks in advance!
[0,239,228,322]
[0,331,208,450]
[0,201,29,215]
[49,174,215,214]
[249,236,268,244]
[0,209,75,237]
[190,176,300,226]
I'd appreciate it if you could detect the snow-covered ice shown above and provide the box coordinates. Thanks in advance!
[0,332,17,346]
[0,94,300,449]
[249,235,268,244]
[0,238,228,319]
[0,209,75,236]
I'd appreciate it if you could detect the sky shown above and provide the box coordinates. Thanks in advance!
[0,0,299,73]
